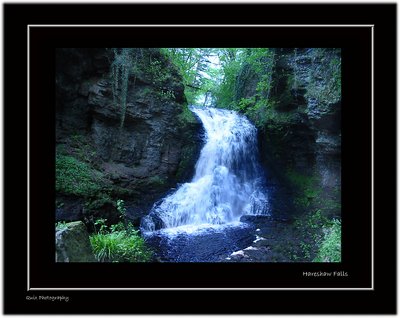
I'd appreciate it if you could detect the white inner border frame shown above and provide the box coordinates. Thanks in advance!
[27,24,374,291]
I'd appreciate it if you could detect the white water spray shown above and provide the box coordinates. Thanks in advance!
[141,107,269,232]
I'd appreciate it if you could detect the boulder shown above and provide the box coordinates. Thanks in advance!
[56,221,96,262]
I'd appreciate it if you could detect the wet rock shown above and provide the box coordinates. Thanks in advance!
[140,212,165,231]
[144,224,255,262]
[240,215,272,223]
[243,246,271,262]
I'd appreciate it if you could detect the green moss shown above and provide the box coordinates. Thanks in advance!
[286,169,321,208]
[178,104,196,124]
[287,169,313,188]
[84,192,113,211]
[58,134,95,161]
[286,169,341,218]
[148,175,166,186]
[305,49,341,106]
[110,186,136,198]
[56,154,103,197]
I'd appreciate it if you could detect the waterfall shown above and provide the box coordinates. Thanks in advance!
[141,107,269,232]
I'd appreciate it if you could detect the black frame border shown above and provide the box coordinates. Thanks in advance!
[3,3,396,314]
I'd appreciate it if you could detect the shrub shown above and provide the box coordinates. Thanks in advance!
[116,199,126,219]
[314,219,341,262]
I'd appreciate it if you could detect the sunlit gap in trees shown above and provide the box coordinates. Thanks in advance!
[162,48,276,112]
[196,53,222,107]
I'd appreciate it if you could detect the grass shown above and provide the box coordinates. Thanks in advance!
[89,222,153,262]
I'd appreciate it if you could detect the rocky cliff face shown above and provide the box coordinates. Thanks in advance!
[56,48,202,227]
[258,48,341,218]
[216,48,342,262]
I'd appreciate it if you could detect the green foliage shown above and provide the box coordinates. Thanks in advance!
[211,48,278,129]
[94,218,109,234]
[162,48,340,129]
[116,199,126,219]
[110,222,126,233]
[282,167,341,262]
[216,49,243,108]
[56,145,134,212]
[147,58,171,87]
[285,167,341,262]
[56,152,123,213]
[110,48,176,127]
[248,48,275,98]
[163,48,220,106]
[158,89,176,100]
[70,134,97,164]
[90,220,152,262]
[294,209,329,230]
[300,241,312,260]
[162,48,281,127]
[178,104,197,124]
[314,219,341,262]
[84,192,113,211]
[285,209,330,261]
[56,153,103,197]
[286,169,341,218]
[236,96,257,112]
[55,221,68,231]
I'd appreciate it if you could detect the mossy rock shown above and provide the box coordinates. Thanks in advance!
[56,221,96,262]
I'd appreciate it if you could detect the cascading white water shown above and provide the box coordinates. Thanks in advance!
[141,107,269,232]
